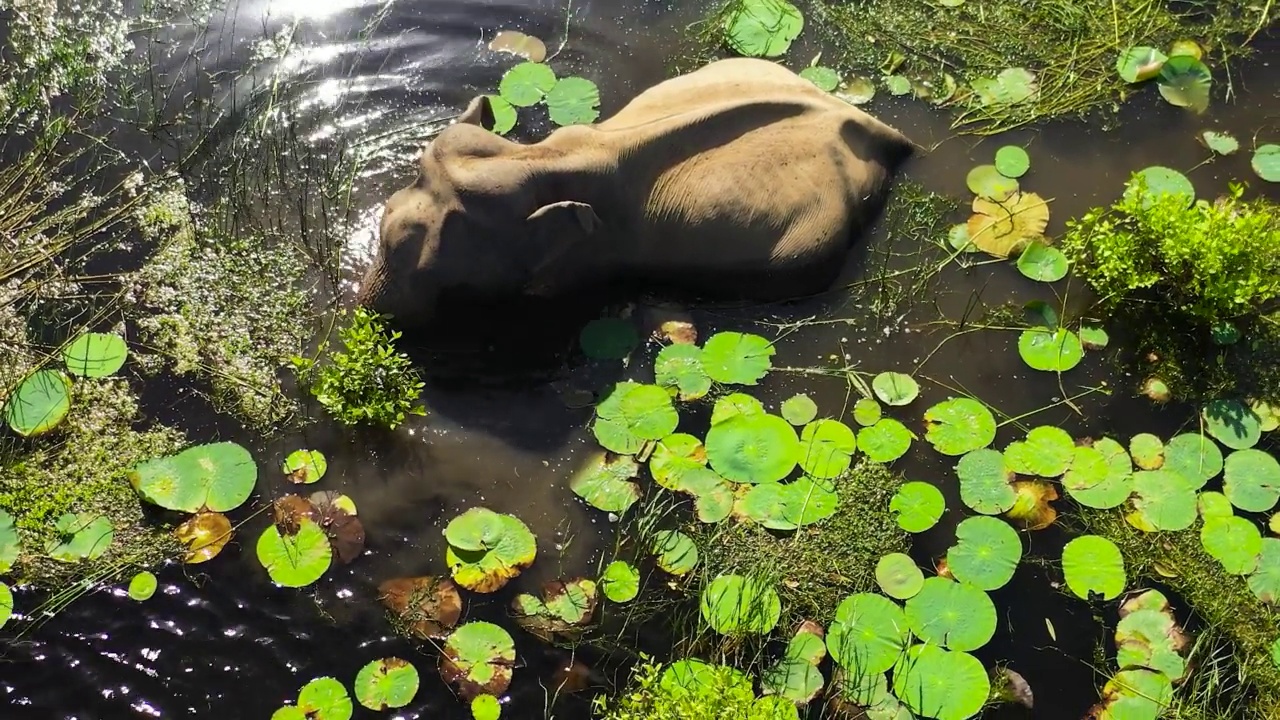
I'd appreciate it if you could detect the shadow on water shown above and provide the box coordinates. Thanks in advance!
[2,0,1279,715]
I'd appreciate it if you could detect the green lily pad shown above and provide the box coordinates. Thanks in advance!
[1201,515,1262,575]
[652,530,699,575]
[355,658,419,710]
[498,62,556,107]
[781,394,818,426]
[1202,399,1262,450]
[62,332,128,377]
[891,645,989,720]
[1116,46,1167,82]
[283,449,327,484]
[924,397,997,456]
[966,164,1019,199]
[1064,442,1133,509]
[0,582,10,629]
[1157,55,1212,113]
[257,518,331,587]
[695,483,735,523]
[444,509,537,593]
[1080,326,1110,349]
[994,145,1030,178]
[1005,426,1075,477]
[593,381,680,455]
[836,76,876,105]
[570,451,640,514]
[957,448,1016,514]
[1130,470,1198,531]
[853,397,883,426]
[799,65,840,92]
[1126,166,1195,210]
[857,419,914,463]
[1115,610,1187,682]
[472,695,501,720]
[827,593,910,674]
[3,369,72,437]
[1247,538,1280,603]
[599,560,640,602]
[441,622,517,699]
[1061,535,1125,601]
[46,513,113,561]
[996,67,1038,103]
[1129,433,1165,471]
[128,571,158,601]
[546,76,600,126]
[512,578,599,637]
[885,75,912,96]
[947,516,1023,591]
[1253,144,1280,182]
[1016,242,1068,282]
[272,708,306,720]
[0,510,19,573]
[1199,490,1235,519]
[872,372,920,406]
[711,392,766,425]
[700,331,775,385]
[1095,669,1173,720]
[891,481,945,532]
[1223,449,1280,513]
[649,433,707,491]
[723,0,804,58]
[130,441,258,513]
[708,412,801,483]
[486,95,517,135]
[1018,327,1084,372]
[876,553,924,600]
[1201,130,1239,155]
[579,318,638,360]
[905,576,996,651]
[738,476,838,530]
[1163,433,1223,487]
[700,574,781,635]
[761,656,824,705]
[298,677,353,720]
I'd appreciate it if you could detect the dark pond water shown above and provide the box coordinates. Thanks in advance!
[2,0,1279,717]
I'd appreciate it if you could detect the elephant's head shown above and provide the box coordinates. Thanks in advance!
[355,96,602,328]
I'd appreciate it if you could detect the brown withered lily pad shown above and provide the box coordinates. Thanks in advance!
[273,494,318,535]
[310,491,365,564]
[440,621,517,700]
[511,578,599,641]
[174,511,233,564]
[966,192,1050,258]
[378,576,463,640]
[1005,479,1058,530]
[487,30,546,62]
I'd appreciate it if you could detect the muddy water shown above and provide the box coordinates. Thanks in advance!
[3,0,1280,716]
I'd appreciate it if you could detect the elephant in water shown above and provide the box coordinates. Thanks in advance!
[356,58,915,327]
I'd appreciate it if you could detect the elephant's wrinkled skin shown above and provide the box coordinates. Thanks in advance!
[356,58,915,327]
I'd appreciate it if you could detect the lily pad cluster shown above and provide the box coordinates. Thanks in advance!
[272,658,420,719]
[722,0,804,58]
[490,62,602,134]
[4,331,128,437]
[444,508,538,593]
[1116,41,1213,113]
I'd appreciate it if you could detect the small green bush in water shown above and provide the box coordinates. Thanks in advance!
[292,308,426,429]
[1062,181,1280,324]
[593,658,792,720]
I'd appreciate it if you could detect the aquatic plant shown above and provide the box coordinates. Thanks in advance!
[378,575,463,640]
[354,657,419,710]
[599,560,641,603]
[257,517,332,588]
[593,657,797,720]
[128,571,158,601]
[512,578,600,640]
[129,441,257,513]
[492,61,603,132]
[273,676,353,720]
[721,0,804,58]
[579,317,640,360]
[440,621,517,700]
[1255,144,1280,182]
[291,307,426,430]
[443,508,537,592]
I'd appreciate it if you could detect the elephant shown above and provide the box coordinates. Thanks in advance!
[355,57,916,328]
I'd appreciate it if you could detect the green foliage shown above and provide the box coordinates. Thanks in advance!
[594,659,792,720]
[1062,180,1280,325]
[291,308,426,430]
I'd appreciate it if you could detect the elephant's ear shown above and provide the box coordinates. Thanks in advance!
[523,201,602,295]
[455,96,495,128]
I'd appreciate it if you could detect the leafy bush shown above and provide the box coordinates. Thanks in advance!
[291,308,426,429]
[593,658,792,720]
[1061,180,1280,324]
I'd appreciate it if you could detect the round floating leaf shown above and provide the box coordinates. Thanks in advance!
[0,582,10,629]
[46,513,113,561]
[853,398,883,427]
[174,510,233,564]
[857,419,913,463]
[1062,535,1125,600]
[892,645,989,720]
[488,30,547,62]
[498,62,556,107]
[947,516,1022,591]
[1016,242,1068,282]
[1201,516,1262,575]
[649,433,708,491]
[651,530,698,575]
[1253,144,1280,182]
[1115,609,1187,682]
[441,622,517,700]
[1252,400,1280,432]
[701,331,775,385]
[444,509,537,593]
[781,394,818,426]
[1157,55,1212,112]
[272,707,306,720]
[891,481,945,532]
[1201,130,1239,155]
[257,518,331,587]
[885,75,912,96]
[1018,327,1083,372]
[1199,491,1235,520]
[1129,433,1165,471]
[948,223,979,253]
[1116,46,1167,82]
[708,413,801,483]
[700,574,782,635]
[872,372,919,406]
[695,483,735,523]
[997,67,1038,103]
[355,658,419,710]
[1130,470,1198,531]
[570,451,640,514]
[1064,442,1133,509]
[1005,425,1075,477]
[128,571,157,601]
[579,318,638,360]
[1223,449,1280,513]
[0,510,19,573]
[924,397,997,455]
[876,553,924,600]
[472,695,501,720]
[905,576,997,651]
[1080,326,1110,350]
[722,0,804,58]
[1163,433,1223,487]
[283,449,327,485]
[511,578,600,639]
[1096,669,1173,720]
[799,65,840,92]
[130,441,257,513]
[3,369,72,437]
[593,381,680,454]
[836,76,876,105]
[1006,479,1060,530]
[966,165,1019,199]
[711,392,765,425]
[599,560,640,602]
[738,476,838,530]
[1248,538,1280,603]
[828,593,910,674]
[957,448,1016,514]
[1126,166,1195,210]
[486,95,517,135]
[546,76,600,126]
[994,145,1030,178]
[298,677,353,720]
[761,656,824,704]
[378,576,462,640]
[1202,399,1262,450]
[61,332,127,377]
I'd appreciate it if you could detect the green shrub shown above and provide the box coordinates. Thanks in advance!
[592,658,793,720]
[1061,180,1280,324]
[291,307,426,429]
